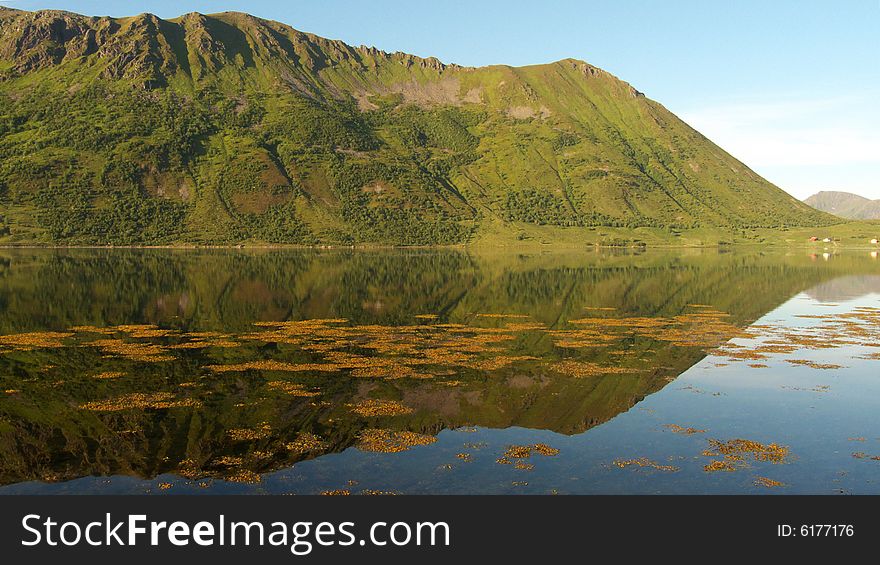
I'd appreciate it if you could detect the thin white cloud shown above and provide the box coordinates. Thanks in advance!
[679,94,880,199]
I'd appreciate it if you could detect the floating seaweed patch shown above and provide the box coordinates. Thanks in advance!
[703,460,736,472]
[0,331,73,350]
[177,459,203,479]
[754,476,785,488]
[227,422,272,441]
[226,469,261,484]
[703,439,791,465]
[285,433,327,454]
[69,326,117,335]
[356,429,437,453]
[207,360,342,373]
[781,384,831,393]
[503,443,560,459]
[551,360,640,378]
[475,314,531,319]
[79,392,200,411]
[87,339,174,362]
[612,458,679,472]
[92,371,124,380]
[786,360,844,370]
[533,443,560,456]
[664,424,707,435]
[266,381,320,397]
[346,399,413,417]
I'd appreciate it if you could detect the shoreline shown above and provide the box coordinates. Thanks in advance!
[1,242,878,251]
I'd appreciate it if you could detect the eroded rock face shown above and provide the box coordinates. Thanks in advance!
[0,8,461,85]
[0,10,103,71]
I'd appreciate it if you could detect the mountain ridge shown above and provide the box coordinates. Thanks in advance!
[0,8,835,245]
[804,191,880,220]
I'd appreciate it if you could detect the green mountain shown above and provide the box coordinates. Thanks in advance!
[0,8,833,245]
[805,191,880,220]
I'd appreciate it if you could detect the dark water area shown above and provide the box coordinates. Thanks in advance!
[0,247,878,494]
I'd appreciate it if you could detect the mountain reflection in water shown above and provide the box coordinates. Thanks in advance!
[0,248,877,493]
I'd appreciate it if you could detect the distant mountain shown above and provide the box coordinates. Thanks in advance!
[0,8,833,245]
[804,191,880,220]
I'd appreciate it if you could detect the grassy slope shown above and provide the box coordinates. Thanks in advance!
[0,8,847,246]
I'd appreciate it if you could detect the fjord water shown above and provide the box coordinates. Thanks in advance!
[0,248,878,494]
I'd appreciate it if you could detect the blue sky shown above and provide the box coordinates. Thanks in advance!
[2,0,878,198]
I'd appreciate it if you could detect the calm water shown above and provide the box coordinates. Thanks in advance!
[0,248,878,494]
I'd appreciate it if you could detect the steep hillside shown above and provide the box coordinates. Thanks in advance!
[805,191,880,220]
[0,8,833,245]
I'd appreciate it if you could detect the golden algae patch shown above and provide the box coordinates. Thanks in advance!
[346,399,413,417]
[349,365,433,380]
[226,469,261,484]
[703,439,791,464]
[502,443,560,459]
[92,371,125,380]
[550,360,640,378]
[227,422,272,441]
[0,331,73,350]
[207,360,342,373]
[533,443,560,456]
[514,460,534,471]
[213,456,244,466]
[80,392,200,411]
[87,339,174,362]
[754,477,785,488]
[475,314,531,319]
[69,326,117,334]
[266,381,320,397]
[548,328,618,348]
[356,429,437,453]
[126,328,177,339]
[612,458,679,472]
[177,459,204,479]
[321,489,350,496]
[785,359,844,370]
[285,433,327,454]
[503,322,546,331]
[664,424,706,435]
[703,460,736,472]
